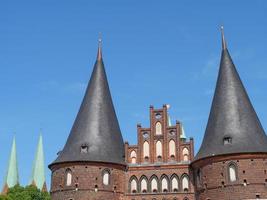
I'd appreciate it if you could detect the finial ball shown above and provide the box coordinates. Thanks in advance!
[98,32,102,43]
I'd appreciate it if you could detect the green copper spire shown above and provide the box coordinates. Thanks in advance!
[2,137,19,193]
[29,134,46,191]
[168,115,172,126]
[180,123,187,140]
[166,104,172,126]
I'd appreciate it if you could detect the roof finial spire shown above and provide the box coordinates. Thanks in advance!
[97,32,102,60]
[221,26,227,50]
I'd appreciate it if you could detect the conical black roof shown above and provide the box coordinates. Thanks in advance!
[50,40,125,166]
[195,28,267,161]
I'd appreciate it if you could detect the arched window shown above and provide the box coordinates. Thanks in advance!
[228,163,237,182]
[143,141,149,159]
[161,177,168,192]
[155,122,162,135]
[196,169,201,186]
[171,175,179,192]
[156,141,162,158]
[182,148,189,161]
[103,169,110,185]
[66,169,72,186]
[169,140,176,157]
[140,176,148,193]
[151,176,158,193]
[130,150,137,164]
[182,174,189,192]
[130,177,138,193]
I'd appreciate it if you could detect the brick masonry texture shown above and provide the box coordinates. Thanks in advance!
[192,154,267,200]
[50,162,126,200]
[125,164,195,200]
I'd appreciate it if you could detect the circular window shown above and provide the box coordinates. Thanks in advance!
[169,130,175,136]
[155,113,161,119]
[143,132,149,138]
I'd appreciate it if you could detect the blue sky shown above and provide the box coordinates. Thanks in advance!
[1,0,267,189]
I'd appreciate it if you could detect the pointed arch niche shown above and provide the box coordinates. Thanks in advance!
[181,174,189,192]
[140,176,148,193]
[150,175,159,193]
[143,141,150,159]
[65,169,72,186]
[102,169,110,186]
[171,174,179,192]
[155,122,162,135]
[161,175,169,192]
[156,141,163,159]
[228,163,237,182]
[130,150,137,164]
[169,140,176,158]
[182,148,189,161]
[129,176,138,193]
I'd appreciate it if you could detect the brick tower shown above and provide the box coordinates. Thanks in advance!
[49,39,126,200]
[191,27,267,200]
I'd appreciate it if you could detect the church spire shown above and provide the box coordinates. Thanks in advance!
[50,39,125,167]
[29,134,47,191]
[195,27,267,161]
[2,137,19,194]
[97,33,102,61]
[221,26,227,50]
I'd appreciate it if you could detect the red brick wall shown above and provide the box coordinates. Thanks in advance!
[125,193,194,200]
[50,162,126,200]
[125,164,195,200]
[192,153,267,200]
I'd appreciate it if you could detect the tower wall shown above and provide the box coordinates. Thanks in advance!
[192,154,267,200]
[50,162,126,200]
